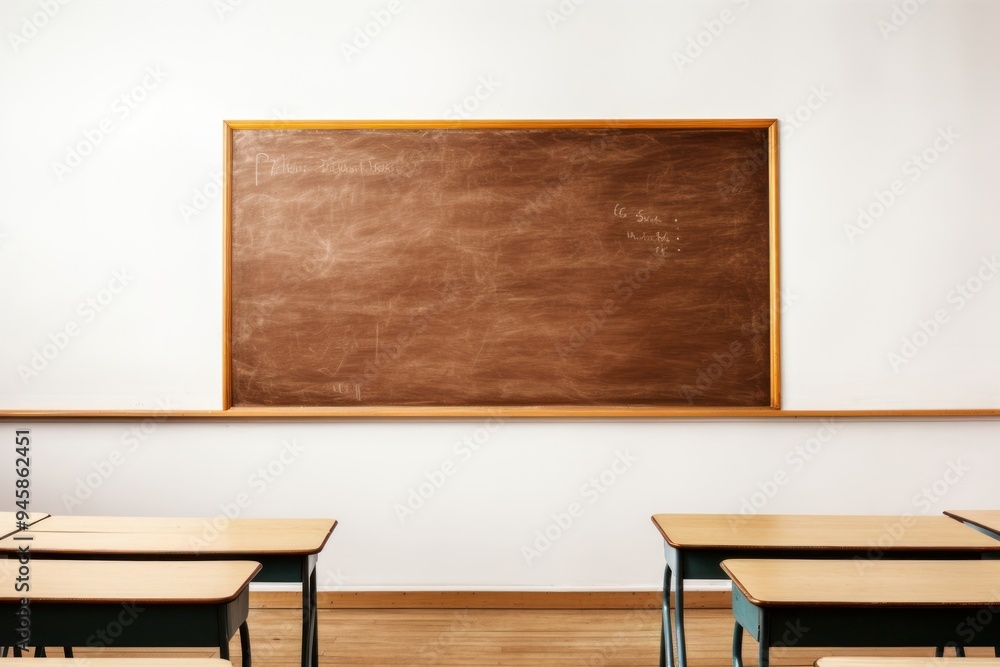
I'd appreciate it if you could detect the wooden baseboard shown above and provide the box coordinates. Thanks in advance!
[250,589,731,610]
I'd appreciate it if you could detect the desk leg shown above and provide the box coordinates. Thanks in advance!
[310,562,319,667]
[732,622,743,667]
[301,556,312,667]
[661,562,673,667]
[216,619,251,666]
[674,553,687,667]
[936,645,966,657]
[239,621,252,667]
[301,555,319,667]
[758,618,769,667]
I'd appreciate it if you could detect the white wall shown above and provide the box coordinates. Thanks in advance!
[1,0,999,590]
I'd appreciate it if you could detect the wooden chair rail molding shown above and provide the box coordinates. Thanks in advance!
[0,407,998,419]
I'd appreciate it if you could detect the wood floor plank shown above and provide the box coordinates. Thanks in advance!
[57,605,993,666]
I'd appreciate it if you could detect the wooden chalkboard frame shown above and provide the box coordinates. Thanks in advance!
[222,119,781,417]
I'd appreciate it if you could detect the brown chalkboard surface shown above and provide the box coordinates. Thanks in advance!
[224,120,779,415]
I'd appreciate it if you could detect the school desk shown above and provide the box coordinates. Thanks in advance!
[945,510,1000,541]
[0,560,259,666]
[0,515,335,667]
[816,659,1000,667]
[33,661,231,666]
[722,559,1000,667]
[651,513,1000,667]
[0,511,49,539]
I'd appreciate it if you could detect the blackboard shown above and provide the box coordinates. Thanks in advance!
[224,120,778,414]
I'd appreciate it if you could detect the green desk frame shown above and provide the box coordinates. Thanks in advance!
[12,550,318,667]
[0,590,251,666]
[730,586,1000,667]
[661,545,998,667]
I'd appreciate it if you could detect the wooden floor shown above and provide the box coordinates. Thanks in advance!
[27,606,995,666]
